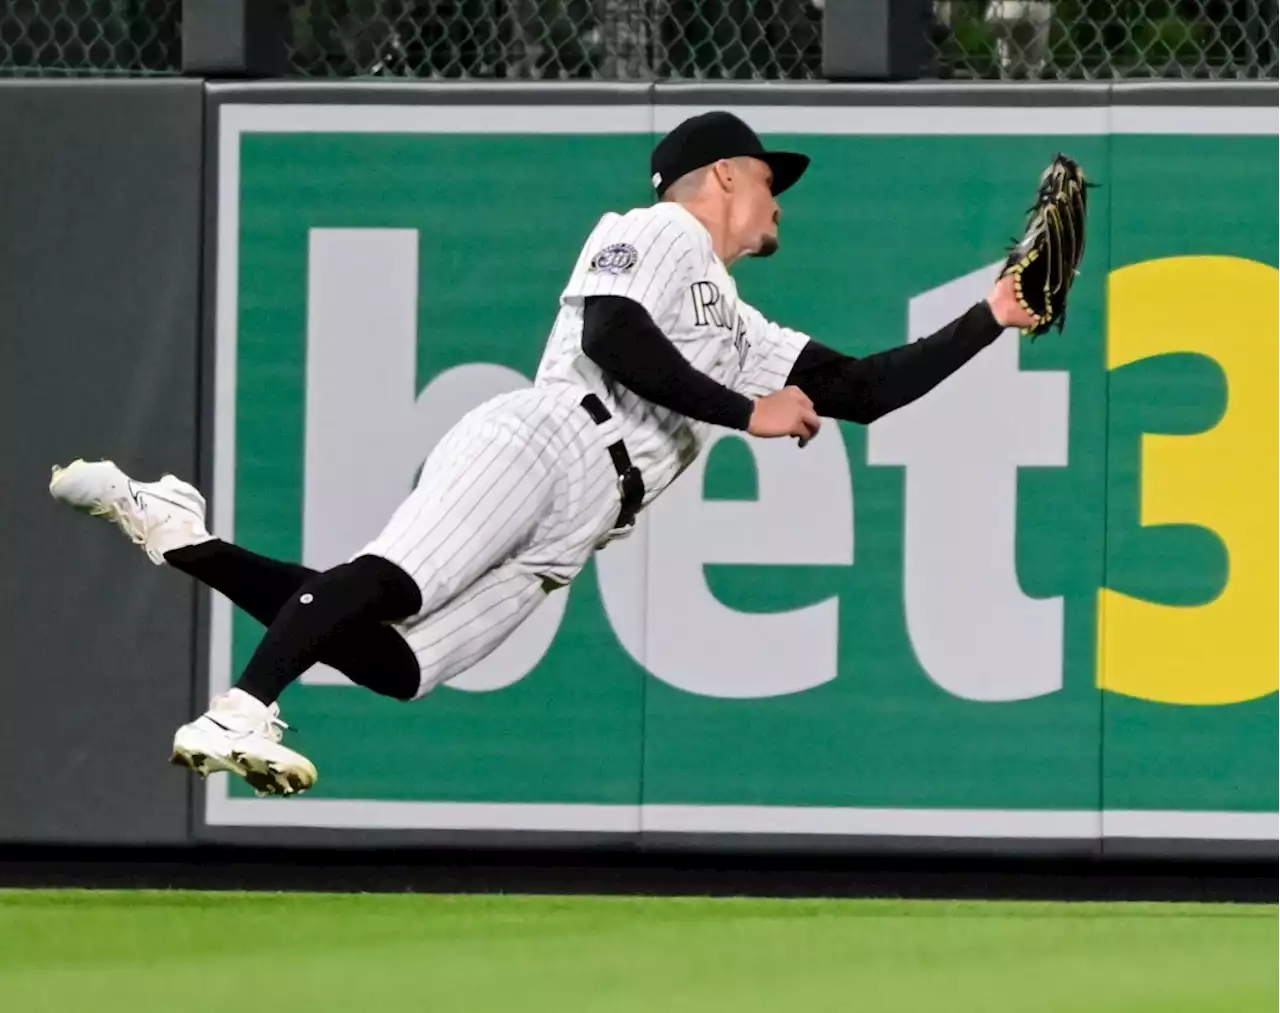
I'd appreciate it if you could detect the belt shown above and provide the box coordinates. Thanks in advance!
[580,393,645,529]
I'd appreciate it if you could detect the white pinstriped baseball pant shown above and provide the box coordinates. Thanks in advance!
[357,384,626,699]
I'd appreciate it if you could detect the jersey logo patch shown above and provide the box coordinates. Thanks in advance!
[589,243,639,275]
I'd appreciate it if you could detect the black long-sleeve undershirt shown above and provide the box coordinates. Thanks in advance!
[580,295,1005,429]
[784,300,1005,424]
[582,296,754,430]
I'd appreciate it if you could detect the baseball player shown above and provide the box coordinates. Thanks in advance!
[50,111,1071,798]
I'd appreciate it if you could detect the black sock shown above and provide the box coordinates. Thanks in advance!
[234,555,423,706]
[165,539,316,627]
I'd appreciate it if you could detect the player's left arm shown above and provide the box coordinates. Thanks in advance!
[786,301,1001,425]
[743,274,1032,425]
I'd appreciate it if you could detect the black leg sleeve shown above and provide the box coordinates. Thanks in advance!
[321,624,422,703]
[234,555,423,706]
[165,539,317,628]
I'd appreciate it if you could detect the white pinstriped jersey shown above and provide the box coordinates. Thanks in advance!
[534,201,812,505]
[363,202,815,695]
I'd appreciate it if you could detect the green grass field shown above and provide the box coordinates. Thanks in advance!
[0,891,1274,1012]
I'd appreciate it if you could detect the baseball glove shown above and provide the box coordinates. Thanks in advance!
[1000,153,1091,339]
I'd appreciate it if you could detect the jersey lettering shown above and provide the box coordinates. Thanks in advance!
[690,280,729,329]
[733,314,751,369]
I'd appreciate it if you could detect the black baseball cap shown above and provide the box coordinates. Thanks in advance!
[650,111,811,199]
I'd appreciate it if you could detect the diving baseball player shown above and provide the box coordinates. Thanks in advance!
[50,112,1082,798]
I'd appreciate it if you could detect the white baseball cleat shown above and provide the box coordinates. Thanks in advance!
[48,458,213,564]
[171,689,318,798]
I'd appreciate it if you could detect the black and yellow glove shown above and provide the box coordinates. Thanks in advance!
[1001,154,1091,338]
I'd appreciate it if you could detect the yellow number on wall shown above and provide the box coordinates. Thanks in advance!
[1101,256,1278,705]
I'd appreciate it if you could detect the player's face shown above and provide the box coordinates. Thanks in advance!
[730,157,781,260]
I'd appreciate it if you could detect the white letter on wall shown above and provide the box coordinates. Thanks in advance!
[866,263,1069,701]
[301,229,565,689]
[597,428,853,699]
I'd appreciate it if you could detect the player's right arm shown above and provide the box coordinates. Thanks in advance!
[565,207,818,442]
[582,296,819,441]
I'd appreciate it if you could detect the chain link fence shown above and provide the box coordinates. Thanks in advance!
[932,1,1278,79]
[2,0,1276,80]
[282,0,824,79]
[0,0,180,76]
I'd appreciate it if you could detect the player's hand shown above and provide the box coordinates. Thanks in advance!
[987,273,1038,330]
[748,386,821,447]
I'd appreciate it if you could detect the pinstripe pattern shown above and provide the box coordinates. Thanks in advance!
[536,201,813,503]
[359,202,815,696]
[401,561,551,697]
[357,386,622,695]
[735,301,812,398]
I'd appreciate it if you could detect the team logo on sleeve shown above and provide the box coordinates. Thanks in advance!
[589,243,639,275]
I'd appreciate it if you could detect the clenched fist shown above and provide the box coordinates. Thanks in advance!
[748,385,821,447]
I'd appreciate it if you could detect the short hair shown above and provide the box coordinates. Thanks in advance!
[661,157,762,202]
[661,164,711,202]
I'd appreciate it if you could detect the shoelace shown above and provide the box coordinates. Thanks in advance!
[88,498,150,548]
[207,707,294,744]
[263,710,292,744]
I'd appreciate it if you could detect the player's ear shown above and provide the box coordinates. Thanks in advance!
[711,159,736,193]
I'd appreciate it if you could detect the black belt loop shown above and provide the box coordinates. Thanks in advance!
[581,393,644,528]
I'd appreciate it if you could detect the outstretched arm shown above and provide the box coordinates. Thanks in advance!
[786,274,1034,425]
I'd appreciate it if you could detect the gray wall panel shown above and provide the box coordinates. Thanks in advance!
[204,79,1278,107]
[0,80,204,843]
